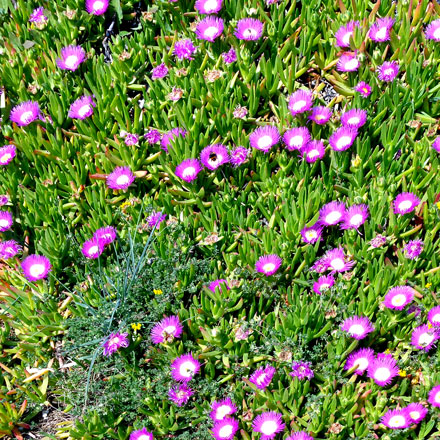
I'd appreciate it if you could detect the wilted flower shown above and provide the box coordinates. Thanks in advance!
[0,240,21,259]
[169,384,193,406]
[124,133,139,146]
[161,127,186,152]
[403,240,424,259]
[222,48,237,64]
[147,210,166,228]
[144,129,161,144]
[229,146,249,167]
[290,361,314,380]
[168,87,184,101]
[233,105,248,119]
[29,7,48,26]
[151,63,168,80]
[370,234,387,248]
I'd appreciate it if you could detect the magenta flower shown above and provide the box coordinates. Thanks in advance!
[313,275,335,295]
[411,324,439,351]
[286,432,313,440]
[0,211,13,232]
[171,353,200,382]
[381,409,411,429]
[369,17,395,42]
[209,279,229,292]
[93,226,116,245]
[255,254,282,276]
[383,286,414,310]
[335,21,359,47]
[210,398,237,421]
[287,89,313,117]
[341,316,374,340]
[195,0,223,14]
[85,0,109,15]
[290,361,314,380]
[234,18,263,40]
[129,428,153,440]
[329,126,358,152]
[56,45,86,71]
[283,127,310,151]
[393,192,420,215]
[106,166,135,190]
[200,144,229,170]
[403,240,423,259]
[249,126,280,153]
[212,418,239,440]
[323,247,355,272]
[249,365,276,390]
[341,204,369,230]
[68,95,95,120]
[195,16,224,42]
[405,403,428,424]
[229,146,249,167]
[425,19,440,42]
[319,201,346,226]
[222,48,237,64]
[0,240,21,259]
[124,134,139,146]
[337,53,360,72]
[21,255,52,282]
[354,81,372,98]
[428,305,440,327]
[29,7,48,24]
[174,39,197,60]
[168,383,193,406]
[344,348,375,375]
[428,384,440,407]
[10,101,41,126]
[252,412,285,440]
[81,237,104,259]
[161,127,187,152]
[432,137,440,152]
[311,257,329,273]
[152,63,168,80]
[309,106,332,125]
[303,140,325,163]
[367,354,399,386]
[0,195,8,206]
[144,129,161,144]
[175,158,202,183]
[377,61,399,82]
[370,234,387,248]
[147,210,166,228]
[300,224,323,244]
[102,332,129,356]
[151,316,183,344]
[340,109,367,129]
[0,145,16,166]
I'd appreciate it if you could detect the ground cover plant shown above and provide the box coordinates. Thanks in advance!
[1,0,440,438]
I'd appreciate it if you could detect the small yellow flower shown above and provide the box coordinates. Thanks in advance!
[153,289,163,295]
[436,202,440,210]
[398,370,407,377]
[351,155,362,168]
[426,283,432,288]
[120,201,131,209]
[131,323,141,331]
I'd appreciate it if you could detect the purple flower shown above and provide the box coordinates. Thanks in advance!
[288,89,313,117]
[171,353,201,382]
[234,18,264,40]
[0,211,13,232]
[344,348,375,375]
[0,195,8,206]
[312,275,335,295]
[195,16,224,42]
[249,126,280,153]
[428,305,440,327]
[370,234,387,248]
[337,53,360,72]
[222,48,237,64]
[290,361,314,380]
[102,332,129,356]
[383,286,414,310]
[124,134,139,146]
[68,95,95,120]
[354,81,372,97]
[432,137,440,152]
[300,224,323,244]
[381,409,411,429]
[367,353,399,386]
[403,240,423,259]
[10,101,41,126]
[341,316,374,340]
[309,106,332,125]
[175,158,202,183]
[93,226,117,245]
[0,240,22,259]
[303,140,325,163]
[255,254,282,276]
[340,109,367,130]
[168,383,193,406]
[341,204,369,229]
[286,432,313,440]
[311,257,329,273]
[319,201,346,226]
[210,398,237,421]
[212,418,239,440]
[329,126,358,152]
[56,45,86,71]
[152,63,168,80]
[233,105,248,119]
[425,19,440,41]
[85,0,109,15]
[369,17,395,42]
[174,39,197,61]
[229,146,249,167]
[377,61,399,82]
[249,365,276,390]
[283,127,310,151]
[323,247,355,272]
[252,412,285,440]
[209,279,230,292]
[81,237,104,259]
[144,129,161,144]
[151,315,183,344]
[29,7,48,24]
[161,128,187,152]
[428,384,440,407]
[200,144,229,170]
[393,192,420,215]
[147,210,166,228]
[335,21,359,47]
[0,145,16,166]
[405,403,428,424]
[21,255,51,282]
[106,166,135,190]
[195,0,223,14]
[411,324,439,351]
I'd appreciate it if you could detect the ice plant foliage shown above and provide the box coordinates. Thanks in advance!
[151,316,183,344]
